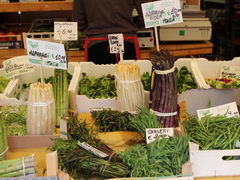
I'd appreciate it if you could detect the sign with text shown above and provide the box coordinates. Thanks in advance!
[54,22,78,41]
[142,0,183,28]
[220,65,240,80]
[146,128,174,144]
[3,57,34,79]
[27,38,67,70]
[108,34,124,54]
[77,141,109,158]
[197,102,239,119]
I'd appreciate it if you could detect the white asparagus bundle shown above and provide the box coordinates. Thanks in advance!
[27,82,56,135]
[115,63,145,113]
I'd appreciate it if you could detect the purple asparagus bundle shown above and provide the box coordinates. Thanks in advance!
[149,50,178,127]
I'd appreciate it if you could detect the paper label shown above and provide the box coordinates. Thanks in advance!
[220,65,240,80]
[60,118,68,139]
[142,0,183,28]
[146,128,174,144]
[27,38,67,70]
[54,22,78,41]
[108,34,124,54]
[3,57,34,79]
[197,102,239,119]
[77,141,109,158]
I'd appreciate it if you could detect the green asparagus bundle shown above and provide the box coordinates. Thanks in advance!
[53,69,69,126]
[0,113,7,160]
[0,154,36,177]
[50,138,129,179]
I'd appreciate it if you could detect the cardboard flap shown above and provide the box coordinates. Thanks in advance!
[190,149,240,177]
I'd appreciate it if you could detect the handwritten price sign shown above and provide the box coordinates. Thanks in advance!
[108,34,124,54]
[54,22,78,41]
[27,38,67,70]
[142,0,183,28]
[146,128,174,144]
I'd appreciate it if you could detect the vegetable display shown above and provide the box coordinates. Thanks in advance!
[115,64,145,112]
[50,138,129,179]
[206,78,240,89]
[0,106,27,136]
[91,109,136,132]
[119,135,189,177]
[130,108,161,140]
[0,114,7,160]
[78,73,116,99]
[183,115,240,150]
[176,66,197,93]
[53,69,69,126]
[149,50,178,127]
[67,115,114,156]
[0,76,9,94]
[0,155,36,177]
[27,82,55,135]
[141,72,151,91]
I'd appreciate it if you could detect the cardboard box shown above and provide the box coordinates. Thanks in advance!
[189,142,240,177]
[68,60,152,113]
[175,58,240,115]
[4,59,77,101]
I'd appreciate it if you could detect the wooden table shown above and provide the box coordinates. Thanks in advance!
[0,41,213,64]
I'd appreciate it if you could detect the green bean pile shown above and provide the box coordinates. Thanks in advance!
[50,138,129,179]
[183,115,240,150]
[91,109,136,132]
[119,135,189,177]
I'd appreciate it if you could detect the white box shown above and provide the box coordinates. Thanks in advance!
[4,58,77,101]
[190,142,240,177]
[68,60,152,113]
[176,58,240,115]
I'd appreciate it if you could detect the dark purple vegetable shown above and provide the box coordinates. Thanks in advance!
[149,50,178,127]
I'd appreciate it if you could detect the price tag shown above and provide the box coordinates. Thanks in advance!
[141,0,183,28]
[54,22,78,41]
[77,141,109,158]
[108,34,124,54]
[197,102,239,120]
[3,56,34,79]
[27,38,67,70]
[220,65,240,80]
[146,128,174,144]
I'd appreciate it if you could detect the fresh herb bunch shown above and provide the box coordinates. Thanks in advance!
[176,66,197,93]
[141,72,151,91]
[50,138,129,179]
[0,106,27,136]
[119,135,189,177]
[67,116,115,157]
[130,108,161,140]
[91,109,136,132]
[206,78,240,89]
[0,76,9,94]
[78,73,116,99]
[183,115,240,150]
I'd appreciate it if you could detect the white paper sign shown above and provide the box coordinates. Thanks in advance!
[3,57,34,79]
[220,65,240,80]
[54,22,78,41]
[27,38,67,70]
[77,141,109,158]
[197,102,239,119]
[108,34,124,54]
[146,128,174,144]
[142,0,183,28]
